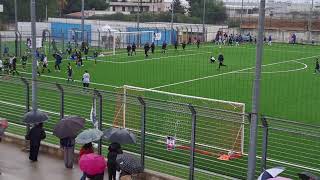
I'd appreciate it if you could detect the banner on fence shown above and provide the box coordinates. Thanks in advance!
[154,33,161,41]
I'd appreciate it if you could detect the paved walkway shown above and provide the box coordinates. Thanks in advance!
[0,142,108,180]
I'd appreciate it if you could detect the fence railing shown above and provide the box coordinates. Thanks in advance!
[0,75,319,180]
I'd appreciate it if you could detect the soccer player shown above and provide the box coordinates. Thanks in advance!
[41,55,51,73]
[84,45,89,61]
[3,47,9,57]
[161,41,167,53]
[10,56,19,75]
[131,42,136,56]
[54,53,62,72]
[144,42,150,57]
[268,35,272,46]
[182,42,186,50]
[127,44,132,56]
[174,41,178,50]
[82,70,90,88]
[21,53,28,71]
[67,63,74,82]
[218,53,226,69]
[151,42,155,54]
[315,59,320,74]
[93,50,98,64]
[210,56,216,63]
[197,39,200,48]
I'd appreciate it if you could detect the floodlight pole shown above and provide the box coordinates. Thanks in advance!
[14,0,18,31]
[202,0,206,42]
[170,1,174,44]
[81,0,85,42]
[308,0,314,42]
[31,0,38,111]
[240,0,244,33]
[247,0,266,179]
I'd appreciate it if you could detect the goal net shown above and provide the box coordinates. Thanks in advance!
[112,85,245,155]
[112,31,154,55]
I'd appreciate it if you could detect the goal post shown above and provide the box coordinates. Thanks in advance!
[113,85,246,155]
[112,31,155,55]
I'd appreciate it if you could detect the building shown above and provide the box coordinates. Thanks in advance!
[108,0,172,14]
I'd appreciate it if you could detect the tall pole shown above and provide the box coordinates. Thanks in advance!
[240,0,244,33]
[14,0,18,31]
[170,1,174,44]
[202,0,206,42]
[137,0,141,46]
[247,0,266,179]
[81,0,85,42]
[308,0,314,42]
[31,0,38,111]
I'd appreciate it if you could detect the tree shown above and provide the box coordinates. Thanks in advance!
[172,0,185,14]
[186,0,227,24]
[62,0,108,14]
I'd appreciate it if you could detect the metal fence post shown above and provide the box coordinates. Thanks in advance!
[95,90,103,155]
[261,116,269,172]
[21,78,30,134]
[188,104,197,180]
[56,83,64,120]
[0,34,2,59]
[137,97,146,170]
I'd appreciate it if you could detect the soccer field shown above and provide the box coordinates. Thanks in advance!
[1,42,320,179]
[12,42,320,124]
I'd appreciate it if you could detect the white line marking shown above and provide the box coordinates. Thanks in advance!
[236,61,308,74]
[18,72,119,88]
[150,55,318,90]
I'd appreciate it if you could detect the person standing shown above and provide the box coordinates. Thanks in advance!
[182,41,186,50]
[268,35,272,46]
[174,41,178,50]
[82,70,90,88]
[197,39,200,48]
[315,59,320,74]
[41,55,51,73]
[161,41,167,54]
[79,143,94,180]
[21,53,28,71]
[131,42,136,56]
[218,53,227,69]
[126,44,132,56]
[11,56,19,76]
[60,137,75,168]
[26,123,46,162]
[144,42,150,57]
[107,146,119,180]
[67,63,74,82]
[54,53,62,72]
[151,42,155,54]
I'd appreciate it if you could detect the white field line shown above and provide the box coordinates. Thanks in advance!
[150,55,318,90]
[18,72,119,88]
[2,100,320,173]
[236,61,308,74]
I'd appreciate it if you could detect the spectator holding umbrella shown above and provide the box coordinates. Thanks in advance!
[53,116,85,169]
[79,143,94,180]
[25,123,46,162]
[79,153,106,180]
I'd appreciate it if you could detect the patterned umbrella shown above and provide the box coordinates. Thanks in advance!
[79,153,106,176]
[76,129,103,144]
[103,128,136,144]
[116,153,143,175]
[258,167,285,180]
[53,116,85,139]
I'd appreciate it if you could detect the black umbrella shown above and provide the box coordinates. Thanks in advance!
[103,128,136,144]
[53,116,85,139]
[116,153,143,175]
[23,110,49,124]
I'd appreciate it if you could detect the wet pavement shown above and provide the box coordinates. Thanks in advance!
[0,142,108,180]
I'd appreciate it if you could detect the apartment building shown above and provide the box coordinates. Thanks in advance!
[108,0,172,14]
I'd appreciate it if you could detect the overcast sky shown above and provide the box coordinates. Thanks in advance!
[224,0,317,3]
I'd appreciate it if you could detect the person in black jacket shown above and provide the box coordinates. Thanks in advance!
[131,42,136,56]
[60,137,75,168]
[144,42,150,57]
[151,42,155,54]
[26,123,46,162]
[107,146,119,180]
[218,53,226,69]
[127,44,132,56]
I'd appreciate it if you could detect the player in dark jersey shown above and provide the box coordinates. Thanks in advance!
[218,53,227,69]
[174,41,178,50]
[144,42,150,57]
[151,42,155,54]
[93,50,98,64]
[11,56,19,75]
[182,42,186,50]
[131,42,137,56]
[127,44,132,56]
[197,39,200,48]
[67,63,74,82]
[21,53,28,71]
[161,41,167,54]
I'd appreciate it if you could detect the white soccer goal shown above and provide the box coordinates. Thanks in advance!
[112,31,154,55]
[113,85,246,155]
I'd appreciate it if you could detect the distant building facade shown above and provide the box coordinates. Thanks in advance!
[108,0,172,14]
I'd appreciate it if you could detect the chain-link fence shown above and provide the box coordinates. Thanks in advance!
[0,75,319,179]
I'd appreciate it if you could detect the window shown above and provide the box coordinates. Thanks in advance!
[112,6,115,11]
[122,7,126,11]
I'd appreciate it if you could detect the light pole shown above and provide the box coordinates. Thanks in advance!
[202,0,206,42]
[14,0,18,31]
[170,1,174,44]
[137,0,142,46]
[247,0,266,179]
[81,0,85,42]
[23,0,49,125]
[240,0,244,33]
[308,0,314,42]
